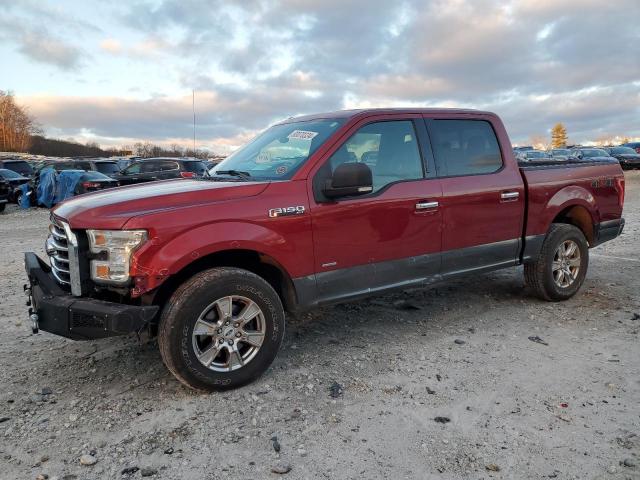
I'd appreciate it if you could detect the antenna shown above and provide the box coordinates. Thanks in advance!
[192,90,196,154]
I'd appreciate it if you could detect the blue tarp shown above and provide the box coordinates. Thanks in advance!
[27,168,84,209]
[36,167,57,208]
[54,170,84,205]
[18,183,31,209]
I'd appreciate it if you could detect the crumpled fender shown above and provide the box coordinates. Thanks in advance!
[130,220,306,294]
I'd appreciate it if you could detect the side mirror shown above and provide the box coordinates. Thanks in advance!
[323,162,373,199]
[576,152,583,160]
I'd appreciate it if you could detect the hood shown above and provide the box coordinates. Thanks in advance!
[616,154,640,159]
[53,179,269,229]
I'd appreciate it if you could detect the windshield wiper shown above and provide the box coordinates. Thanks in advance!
[213,169,252,180]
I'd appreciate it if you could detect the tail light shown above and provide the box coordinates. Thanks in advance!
[82,182,101,188]
[615,177,625,208]
[180,171,195,178]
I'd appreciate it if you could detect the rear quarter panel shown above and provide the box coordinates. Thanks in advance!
[522,162,624,238]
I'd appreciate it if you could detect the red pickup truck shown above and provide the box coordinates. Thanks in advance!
[25,109,625,391]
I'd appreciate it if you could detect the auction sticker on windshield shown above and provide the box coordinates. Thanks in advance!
[288,130,318,140]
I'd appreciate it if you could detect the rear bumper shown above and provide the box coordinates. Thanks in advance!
[24,252,158,340]
[593,218,625,247]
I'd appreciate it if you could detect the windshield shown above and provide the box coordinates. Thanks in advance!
[0,168,23,179]
[4,161,33,176]
[552,149,570,155]
[581,149,608,157]
[211,119,344,180]
[525,151,547,158]
[610,147,636,155]
[95,162,120,174]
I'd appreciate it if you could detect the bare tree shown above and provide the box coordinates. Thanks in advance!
[0,90,39,152]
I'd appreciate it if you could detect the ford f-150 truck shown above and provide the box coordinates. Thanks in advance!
[24,109,625,391]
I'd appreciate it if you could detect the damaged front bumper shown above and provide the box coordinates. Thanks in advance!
[24,252,158,340]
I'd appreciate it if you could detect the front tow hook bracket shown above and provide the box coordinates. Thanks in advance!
[30,313,39,334]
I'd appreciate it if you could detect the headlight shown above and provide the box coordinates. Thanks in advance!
[86,229,147,284]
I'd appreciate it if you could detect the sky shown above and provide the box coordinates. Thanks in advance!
[2,0,639,153]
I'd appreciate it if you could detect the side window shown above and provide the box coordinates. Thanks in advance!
[327,120,423,192]
[141,161,161,173]
[429,120,503,177]
[163,161,180,171]
[124,162,142,174]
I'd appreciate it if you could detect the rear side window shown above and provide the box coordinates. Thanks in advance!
[183,161,206,174]
[429,120,503,177]
[158,160,180,171]
[95,162,120,175]
[326,120,424,193]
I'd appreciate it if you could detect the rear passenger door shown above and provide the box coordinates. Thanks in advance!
[424,116,525,276]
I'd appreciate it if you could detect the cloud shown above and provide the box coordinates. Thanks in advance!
[17,31,83,70]
[10,0,640,147]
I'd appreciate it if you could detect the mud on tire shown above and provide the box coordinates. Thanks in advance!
[158,267,285,391]
[524,223,589,301]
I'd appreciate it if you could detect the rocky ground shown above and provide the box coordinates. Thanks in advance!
[0,172,639,480]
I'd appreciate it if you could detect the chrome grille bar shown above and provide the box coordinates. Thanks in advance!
[47,215,82,295]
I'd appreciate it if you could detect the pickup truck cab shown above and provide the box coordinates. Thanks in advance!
[24,109,625,391]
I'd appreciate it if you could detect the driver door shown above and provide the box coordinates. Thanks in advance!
[308,116,443,304]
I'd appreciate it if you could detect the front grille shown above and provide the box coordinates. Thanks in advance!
[47,217,71,287]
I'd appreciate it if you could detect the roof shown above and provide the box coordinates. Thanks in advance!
[278,107,495,124]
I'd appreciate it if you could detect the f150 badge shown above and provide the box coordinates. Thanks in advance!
[268,206,305,218]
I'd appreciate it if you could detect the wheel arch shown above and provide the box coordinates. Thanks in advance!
[551,204,595,245]
[147,248,299,314]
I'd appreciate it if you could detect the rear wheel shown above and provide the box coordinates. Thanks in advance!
[524,223,589,301]
[158,267,285,391]
[0,202,5,213]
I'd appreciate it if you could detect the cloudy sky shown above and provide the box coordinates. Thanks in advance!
[2,0,639,152]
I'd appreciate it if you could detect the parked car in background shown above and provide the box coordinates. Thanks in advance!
[73,170,119,194]
[513,146,534,152]
[604,146,640,169]
[548,149,571,161]
[113,158,207,186]
[0,169,31,203]
[0,159,34,178]
[569,148,615,161]
[70,159,121,177]
[622,142,640,154]
[0,177,9,212]
[517,150,550,162]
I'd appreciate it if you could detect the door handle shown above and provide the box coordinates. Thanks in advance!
[416,201,439,210]
[500,191,519,201]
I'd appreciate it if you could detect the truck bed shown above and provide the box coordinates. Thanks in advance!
[520,158,624,245]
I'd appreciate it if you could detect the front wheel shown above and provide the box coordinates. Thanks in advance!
[524,223,589,301]
[158,267,285,391]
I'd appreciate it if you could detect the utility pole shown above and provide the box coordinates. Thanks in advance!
[192,90,196,155]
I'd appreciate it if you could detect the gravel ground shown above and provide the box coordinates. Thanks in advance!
[0,172,639,480]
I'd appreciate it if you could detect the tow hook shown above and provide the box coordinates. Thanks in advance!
[29,309,39,334]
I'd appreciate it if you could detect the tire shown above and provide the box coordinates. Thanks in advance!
[524,223,589,301]
[158,267,285,391]
[14,190,23,206]
[0,202,5,213]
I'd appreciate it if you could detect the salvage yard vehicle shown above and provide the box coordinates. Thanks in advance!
[0,176,9,212]
[24,108,625,391]
[0,168,30,203]
[113,157,208,185]
[0,159,34,178]
[603,146,640,169]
